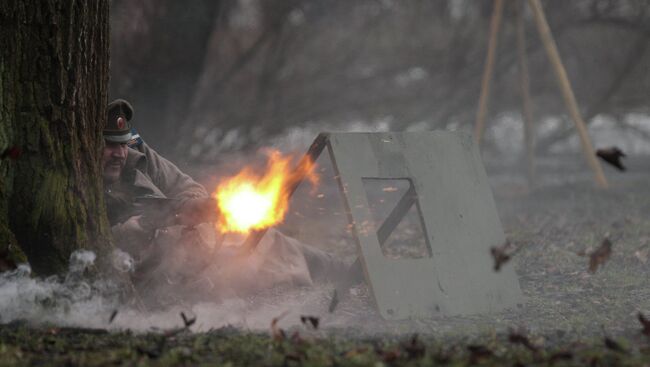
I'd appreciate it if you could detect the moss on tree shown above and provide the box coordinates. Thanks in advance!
[0,1,115,275]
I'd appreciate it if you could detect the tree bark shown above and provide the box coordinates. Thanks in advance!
[0,0,114,275]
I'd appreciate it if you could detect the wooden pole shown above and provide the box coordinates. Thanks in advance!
[474,0,504,147]
[515,0,536,188]
[527,0,609,188]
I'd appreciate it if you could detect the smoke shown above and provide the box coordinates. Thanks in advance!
[3,146,650,339]
[0,252,119,329]
[0,243,377,333]
[0,229,495,335]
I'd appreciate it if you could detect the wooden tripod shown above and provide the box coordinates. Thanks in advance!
[473,0,609,189]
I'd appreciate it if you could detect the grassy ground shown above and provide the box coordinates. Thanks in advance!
[2,321,650,366]
[2,159,650,366]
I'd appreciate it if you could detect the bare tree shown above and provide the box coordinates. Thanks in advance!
[110,0,650,162]
[110,0,221,157]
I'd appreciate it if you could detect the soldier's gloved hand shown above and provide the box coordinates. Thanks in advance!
[175,197,219,226]
[111,215,155,252]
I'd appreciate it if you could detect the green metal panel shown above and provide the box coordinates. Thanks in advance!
[326,131,523,320]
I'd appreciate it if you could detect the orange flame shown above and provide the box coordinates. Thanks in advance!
[213,150,318,234]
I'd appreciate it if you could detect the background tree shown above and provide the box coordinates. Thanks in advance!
[110,0,221,158]
[0,1,114,275]
[110,0,650,165]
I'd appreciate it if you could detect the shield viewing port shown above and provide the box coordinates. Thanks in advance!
[361,178,431,259]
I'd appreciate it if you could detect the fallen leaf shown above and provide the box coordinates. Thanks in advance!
[596,147,626,171]
[284,352,301,363]
[490,240,520,271]
[271,311,289,341]
[403,334,425,359]
[638,312,650,337]
[300,315,319,329]
[604,337,627,353]
[548,350,573,363]
[136,345,163,359]
[289,330,303,344]
[589,238,613,273]
[380,349,401,362]
[491,248,510,271]
[467,344,492,364]
[508,330,538,352]
[180,312,196,328]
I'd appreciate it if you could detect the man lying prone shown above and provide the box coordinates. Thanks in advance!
[102,99,357,307]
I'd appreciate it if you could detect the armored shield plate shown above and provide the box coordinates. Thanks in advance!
[324,131,523,320]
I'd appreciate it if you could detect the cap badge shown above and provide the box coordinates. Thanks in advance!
[117,116,126,129]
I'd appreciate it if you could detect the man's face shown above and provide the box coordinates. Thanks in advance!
[102,141,128,184]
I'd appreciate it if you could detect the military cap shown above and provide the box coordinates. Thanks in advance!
[104,99,133,143]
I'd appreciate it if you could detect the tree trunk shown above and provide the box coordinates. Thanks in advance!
[0,1,114,275]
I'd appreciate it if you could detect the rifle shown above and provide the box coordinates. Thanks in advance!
[129,196,220,279]
[133,195,218,231]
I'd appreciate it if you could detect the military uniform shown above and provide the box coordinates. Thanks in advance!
[103,100,354,306]
[104,143,207,226]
